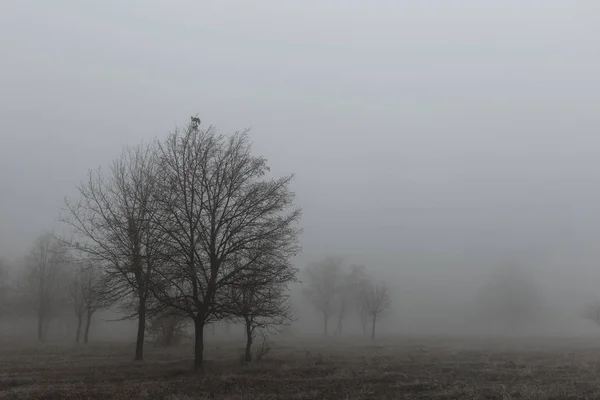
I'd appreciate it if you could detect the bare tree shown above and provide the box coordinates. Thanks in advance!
[361,280,391,341]
[226,253,297,362]
[582,301,600,328]
[473,263,543,335]
[26,233,70,341]
[334,264,368,337]
[151,119,301,371]
[302,257,343,336]
[61,142,163,360]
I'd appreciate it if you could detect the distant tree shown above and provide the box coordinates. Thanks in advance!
[147,312,189,346]
[353,267,372,336]
[62,142,163,360]
[334,264,368,337]
[302,257,343,336]
[361,280,391,341]
[473,263,543,335]
[69,261,104,343]
[0,258,9,320]
[582,301,600,328]
[25,233,70,341]
[150,120,301,371]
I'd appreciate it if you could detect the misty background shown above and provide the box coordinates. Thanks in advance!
[2,0,600,338]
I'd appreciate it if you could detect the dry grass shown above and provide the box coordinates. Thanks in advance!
[2,336,600,399]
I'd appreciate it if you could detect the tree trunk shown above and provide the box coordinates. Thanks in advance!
[84,311,93,344]
[335,302,345,337]
[335,315,343,337]
[163,318,174,346]
[194,317,205,371]
[37,313,44,342]
[360,312,368,336]
[38,281,45,341]
[244,319,253,362]
[371,313,377,341]
[37,298,46,342]
[42,317,51,341]
[75,315,83,343]
[134,299,146,361]
[212,323,215,337]
[323,312,328,336]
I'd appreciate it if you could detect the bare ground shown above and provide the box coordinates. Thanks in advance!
[2,336,600,399]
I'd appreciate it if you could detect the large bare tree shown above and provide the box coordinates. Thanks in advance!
[151,119,301,370]
[302,256,343,336]
[61,142,163,360]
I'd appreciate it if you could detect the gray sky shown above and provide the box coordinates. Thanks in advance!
[2,1,600,333]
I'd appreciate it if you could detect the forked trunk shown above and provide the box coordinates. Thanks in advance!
[371,313,377,341]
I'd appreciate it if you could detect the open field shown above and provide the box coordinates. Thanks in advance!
[3,336,600,399]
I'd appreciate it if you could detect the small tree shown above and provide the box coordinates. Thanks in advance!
[25,233,70,341]
[147,312,189,346]
[69,260,104,343]
[361,280,391,341]
[302,257,343,336]
[473,263,543,335]
[227,253,296,362]
[62,142,163,359]
[334,264,368,337]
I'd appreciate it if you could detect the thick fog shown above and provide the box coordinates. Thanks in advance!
[2,0,600,339]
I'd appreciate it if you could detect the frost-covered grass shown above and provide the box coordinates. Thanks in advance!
[2,336,600,399]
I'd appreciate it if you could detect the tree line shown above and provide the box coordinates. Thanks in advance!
[302,257,391,340]
[1,117,302,370]
[0,116,399,371]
